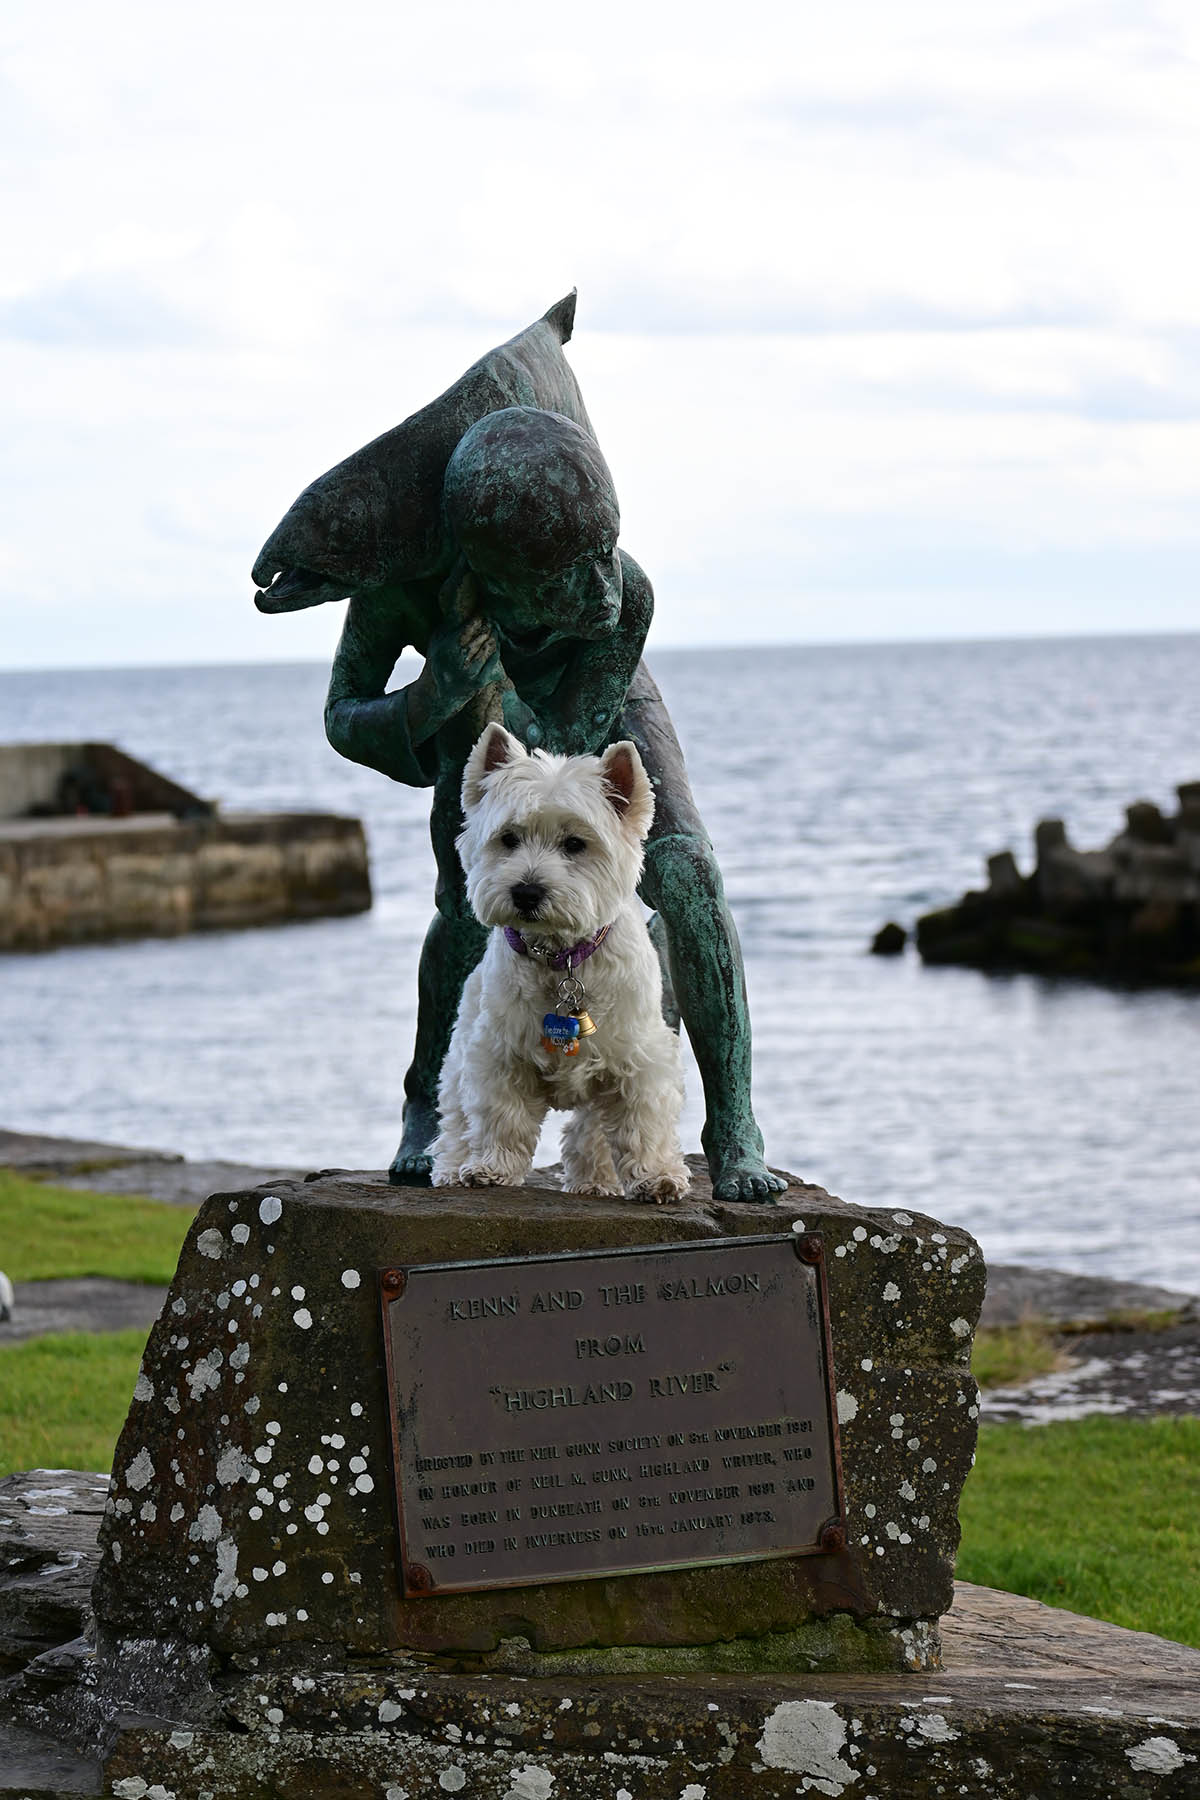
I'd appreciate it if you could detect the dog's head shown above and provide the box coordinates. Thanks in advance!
[457,723,654,936]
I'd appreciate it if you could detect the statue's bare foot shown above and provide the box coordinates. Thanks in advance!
[389,1144,432,1186]
[705,1127,789,1204]
[388,1101,438,1188]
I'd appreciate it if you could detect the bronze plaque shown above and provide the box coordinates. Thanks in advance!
[380,1233,843,1596]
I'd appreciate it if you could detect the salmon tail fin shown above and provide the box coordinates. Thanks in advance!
[542,288,577,344]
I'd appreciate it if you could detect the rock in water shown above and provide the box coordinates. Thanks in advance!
[910,780,1200,982]
[870,921,907,955]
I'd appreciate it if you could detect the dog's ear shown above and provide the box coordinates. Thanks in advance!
[462,722,524,811]
[599,741,655,838]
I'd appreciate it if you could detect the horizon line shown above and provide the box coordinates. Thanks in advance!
[3,623,1200,680]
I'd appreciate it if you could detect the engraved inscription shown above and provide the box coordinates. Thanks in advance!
[382,1235,842,1595]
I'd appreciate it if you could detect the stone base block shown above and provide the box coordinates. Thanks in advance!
[8,1586,1199,1799]
[99,1591,1200,1800]
[91,1163,984,1675]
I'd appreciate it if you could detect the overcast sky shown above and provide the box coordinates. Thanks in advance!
[3,0,1199,668]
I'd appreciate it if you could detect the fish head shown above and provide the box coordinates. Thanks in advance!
[253,455,392,611]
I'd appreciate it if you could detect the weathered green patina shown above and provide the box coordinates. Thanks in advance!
[251,295,784,1201]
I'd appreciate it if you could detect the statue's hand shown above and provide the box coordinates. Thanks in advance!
[501,689,540,745]
[425,614,504,712]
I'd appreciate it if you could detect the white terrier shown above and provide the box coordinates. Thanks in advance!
[430,723,691,1203]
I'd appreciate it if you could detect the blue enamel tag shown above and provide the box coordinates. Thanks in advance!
[542,1012,581,1044]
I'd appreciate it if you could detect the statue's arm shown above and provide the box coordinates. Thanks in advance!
[324,597,439,787]
[538,551,654,754]
[325,589,505,785]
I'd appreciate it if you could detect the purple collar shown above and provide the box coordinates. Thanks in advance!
[503,921,613,971]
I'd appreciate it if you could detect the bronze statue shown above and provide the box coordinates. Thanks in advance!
[251,295,785,1202]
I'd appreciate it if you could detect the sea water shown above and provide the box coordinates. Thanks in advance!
[2,635,1198,1292]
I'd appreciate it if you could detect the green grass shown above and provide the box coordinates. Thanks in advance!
[0,1328,149,1474]
[0,1169,190,1284]
[1077,1307,1184,1336]
[971,1308,1186,1392]
[958,1416,1200,1647]
[0,1171,189,1474]
[971,1320,1067,1390]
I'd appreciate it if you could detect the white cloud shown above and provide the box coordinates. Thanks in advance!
[3,0,1200,664]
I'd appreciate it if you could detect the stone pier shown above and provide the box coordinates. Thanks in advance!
[0,810,371,948]
[0,741,371,948]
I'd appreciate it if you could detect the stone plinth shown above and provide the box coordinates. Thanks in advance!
[8,1476,1200,1799]
[99,1591,1200,1800]
[93,1163,983,1677]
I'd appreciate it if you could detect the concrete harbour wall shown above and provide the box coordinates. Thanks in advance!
[0,811,371,950]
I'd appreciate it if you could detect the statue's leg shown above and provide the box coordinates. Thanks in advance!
[390,909,486,1184]
[390,775,487,1187]
[645,910,680,1031]
[620,666,787,1203]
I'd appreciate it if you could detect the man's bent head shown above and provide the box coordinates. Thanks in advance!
[445,408,622,638]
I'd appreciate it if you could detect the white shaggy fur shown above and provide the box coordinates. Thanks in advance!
[430,724,690,1203]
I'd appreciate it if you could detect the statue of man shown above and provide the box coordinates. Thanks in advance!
[252,298,785,1203]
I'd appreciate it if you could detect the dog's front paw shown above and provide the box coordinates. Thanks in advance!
[459,1164,510,1188]
[629,1172,690,1206]
[565,1179,624,1198]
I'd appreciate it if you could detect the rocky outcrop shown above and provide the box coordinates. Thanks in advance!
[912,782,1200,982]
[0,1471,109,1674]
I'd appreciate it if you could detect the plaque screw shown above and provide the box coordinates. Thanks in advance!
[819,1519,846,1554]
[381,1268,407,1296]
[407,1562,435,1593]
[794,1234,824,1265]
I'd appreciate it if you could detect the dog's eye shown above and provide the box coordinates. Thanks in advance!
[499,830,521,851]
[562,836,587,856]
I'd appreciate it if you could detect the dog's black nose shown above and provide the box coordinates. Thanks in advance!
[511,881,546,917]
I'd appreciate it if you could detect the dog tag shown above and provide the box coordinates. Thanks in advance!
[542,1012,581,1047]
